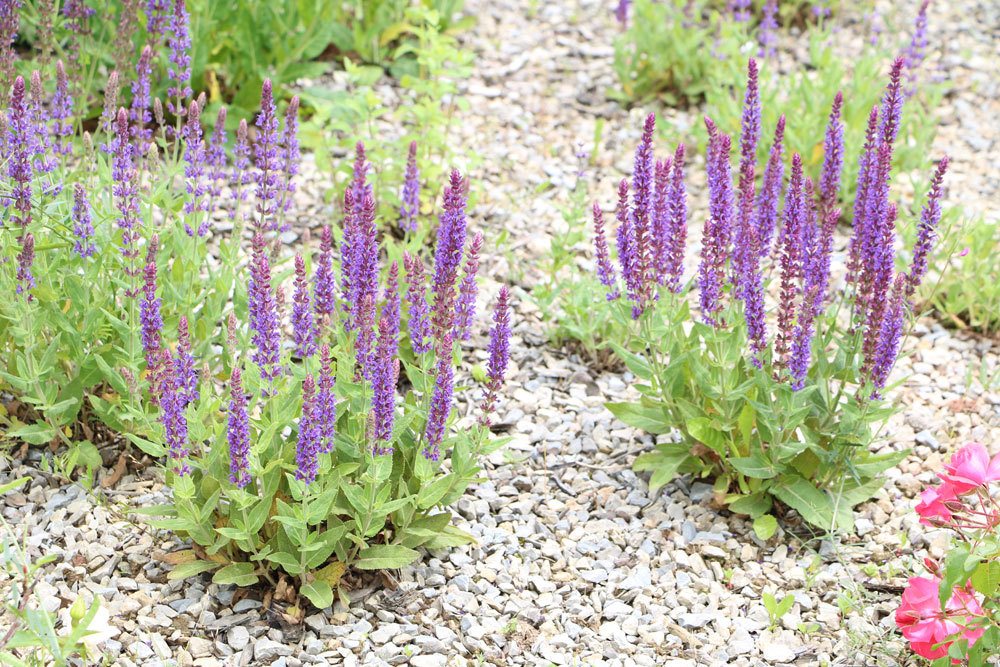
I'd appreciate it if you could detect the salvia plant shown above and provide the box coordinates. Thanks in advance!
[897,442,1000,664]
[591,58,949,537]
[131,157,513,607]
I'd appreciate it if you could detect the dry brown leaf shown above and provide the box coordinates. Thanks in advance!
[100,452,127,488]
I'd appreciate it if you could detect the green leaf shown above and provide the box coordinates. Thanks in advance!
[354,545,421,571]
[265,551,303,576]
[606,401,673,435]
[300,581,334,609]
[6,422,57,445]
[422,524,476,549]
[212,562,259,586]
[0,477,29,495]
[167,560,219,581]
[971,561,1000,597]
[727,492,772,519]
[752,514,778,541]
[685,416,727,454]
[729,453,779,479]
[416,475,453,509]
[125,433,166,457]
[771,475,839,531]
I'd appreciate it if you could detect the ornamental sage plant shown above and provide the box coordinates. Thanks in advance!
[141,158,514,607]
[590,58,949,538]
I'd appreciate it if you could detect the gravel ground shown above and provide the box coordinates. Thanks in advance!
[1,1,998,666]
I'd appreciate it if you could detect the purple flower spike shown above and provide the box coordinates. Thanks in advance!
[139,235,163,373]
[878,57,906,150]
[907,157,949,295]
[774,154,806,367]
[382,261,401,343]
[316,345,336,454]
[15,232,35,299]
[372,314,400,452]
[206,106,227,211]
[652,157,672,283]
[904,0,930,93]
[614,0,630,27]
[430,170,470,339]
[278,95,300,219]
[399,140,420,232]
[176,315,198,405]
[869,275,908,398]
[295,374,320,485]
[248,233,282,393]
[231,118,251,218]
[738,59,761,178]
[7,77,32,228]
[253,79,280,230]
[292,254,317,358]
[729,0,751,22]
[130,45,153,143]
[665,144,687,293]
[28,71,55,177]
[627,113,656,317]
[404,251,433,354]
[112,108,142,294]
[455,232,483,340]
[697,119,734,326]
[227,367,251,488]
[183,100,208,231]
[593,203,620,300]
[480,286,512,425]
[0,1,22,108]
[614,179,634,302]
[818,92,844,219]
[313,225,336,321]
[146,0,170,41]
[758,0,778,58]
[166,0,192,118]
[71,183,96,258]
[423,334,455,461]
[161,357,191,477]
[51,61,73,157]
[99,71,120,149]
[847,106,880,281]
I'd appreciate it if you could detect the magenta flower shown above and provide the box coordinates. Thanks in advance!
[896,577,985,660]
[939,443,1000,495]
[914,483,957,527]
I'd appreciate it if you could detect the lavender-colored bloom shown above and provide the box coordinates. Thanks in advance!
[372,266,401,451]
[592,203,620,300]
[664,144,687,292]
[818,92,844,219]
[613,179,635,301]
[399,141,420,232]
[614,0,630,27]
[99,71,120,150]
[231,119,252,214]
[652,157,672,283]
[71,183,95,258]
[789,203,838,389]
[907,157,949,295]
[423,334,454,461]
[248,233,282,392]
[877,58,906,150]
[869,275,908,398]
[15,232,35,298]
[146,0,170,41]
[755,116,785,257]
[28,71,55,177]
[627,113,656,317]
[292,254,317,358]
[313,225,336,321]
[697,119,734,325]
[404,251,433,354]
[111,108,142,293]
[354,293,377,381]
[166,0,192,117]
[253,79,280,229]
[904,0,930,93]
[160,356,190,476]
[0,0,22,108]
[430,170,469,338]
[205,106,227,210]
[738,59,761,179]
[729,0,751,22]
[227,367,251,488]
[758,0,778,58]
[130,45,153,143]
[382,261,401,343]
[480,286,512,425]
[6,77,32,228]
[51,61,73,157]
[139,236,163,372]
[183,100,208,232]
[732,60,761,290]
[774,154,806,366]
[455,232,482,340]
[295,374,320,484]
[175,315,198,405]
[316,345,336,454]
[277,96,300,219]
[847,106,880,281]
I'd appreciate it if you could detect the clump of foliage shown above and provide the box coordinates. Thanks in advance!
[589,59,949,536]
[898,442,1000,664]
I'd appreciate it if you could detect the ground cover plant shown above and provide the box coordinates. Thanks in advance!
[590,57,949,536]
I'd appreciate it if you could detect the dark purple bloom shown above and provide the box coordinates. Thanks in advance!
[227,367,251,488]
[166,0,192,118]
[627,113,656,317]
[652,157,672,284]
[231,118,252,218]
[112,108,142,293]
[139,235,163,373]
[253,79,280,229]
[399,140,420,232]
[205,106,227,211]
[350,187,379,341]
[774,154,806,367]
[614,0,630,27]
[480,286,512,425]
[664,144,687,292]
[0,0,22,108]
[697,119,734,325]
[316,345,336,454]
[183,100,208,231]
[161,356,190,476]
[382,261,401,343]
[755,115,784,256]
[313,225,336,321]
[430,170,469,339]
[738,59,761,180]
[877,57,905,150]
[789,203,838,389]
[614,179,635,302]
[758,0,778,58]
[869,275,908,399]
[860,197,899,372]
[423,334,454,461]
[593,203,620,300]
[71,183,95,258]
[907,157,949,295]
[732,60,761,289]
[295,374,320,484]
[292,254,317,358]
[372,266,401,451]
[51,61,73,157]
[818,92,844,219]
[15,232,35,299]
[176,315,198,405]
[847,106,880,281]
[404,251,432,354]
[455,232,482,340]
[130,45,153,143]
[6,77,32,228]
[277,95,300,219]
[248,232,282,392]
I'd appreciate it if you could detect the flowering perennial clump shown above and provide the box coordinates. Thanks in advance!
[593,58,949,533]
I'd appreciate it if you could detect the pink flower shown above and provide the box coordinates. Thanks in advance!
[939,443,1000,495]
[915,483,958,527]
[896,576,986,660]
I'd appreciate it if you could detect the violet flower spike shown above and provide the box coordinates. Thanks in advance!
[71,183,96,258]
[139,236,163,372]
[175,316,199,405]
[423,334,455,461]
[430,170,469,339]
[455,232,483,341]
[593,203,620,300]
[316,345,336,454]
[130,45,153,143]
[399,140,420,232]
[227,367,251,488]
[847,106,880,281]
[146,0,170,41]
[869,275,908,398]
[28,71,55,177]
[904,0,930,94]
[166,0,192,118]
[51,61,74,157]
[371,313,400,453]
[99,71,120,150]
[628,113,656,317]
[0,0,22,109]
[404,251,433,355]
[480,286,512,425]
[161,357,191,476]
[253,79,280,230]
[292,254,317,358]
[277,95,300,220]
[15,232,35,299]
[248,233,282,393]
[230,118,251,218]
[614,178,634,301]
[313,225,336,320]
[182,100,208,232]
[205,106,227,211]
[818,92,844,219]
[665,144,687,293]
[112,108,142,294]
[758,0,778,58]
[907,157,949,296]
[294,374,320,484]
[774,154,806,367]
[6,76,32,228]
